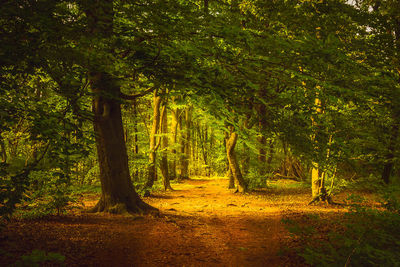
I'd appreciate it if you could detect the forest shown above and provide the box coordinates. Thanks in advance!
[1,0,400,266]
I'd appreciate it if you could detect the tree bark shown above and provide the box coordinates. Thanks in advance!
[146,90,162,188]
[160,101,173,190]
[382,121,399,184]
[84,0,154,214]
[228,168,235,189]
[180,106,192,179]
[266,139,274,170]
[311,164,321,198]
[0,132,7,163]
[226,128,247,193]
[224,131,235,188]
[89,72,153,214]
[169,101,179,180]
[309,96,328,202]
[131,99,139,182]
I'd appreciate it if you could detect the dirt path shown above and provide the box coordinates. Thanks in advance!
[1,178,290,266]
[143,177,284,266]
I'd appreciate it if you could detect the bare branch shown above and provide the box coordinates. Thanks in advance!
[120,86,157,100]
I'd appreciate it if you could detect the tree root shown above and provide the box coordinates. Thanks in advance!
[308,195,344,206]
[86,197,159,216]
[164,185,174,191]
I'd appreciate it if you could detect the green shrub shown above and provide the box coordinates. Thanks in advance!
[284,194,400,266]
[13,170,81,219]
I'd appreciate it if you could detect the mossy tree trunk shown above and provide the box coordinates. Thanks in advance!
[146,90,162,188]
[226,127,247,193]
[160,100,173,190]
[85,0,154,214]
[224,130,235,189]
[90,73,154,213]
[309,97,331,204]
[180,106,192,180]
[169,99,179,180]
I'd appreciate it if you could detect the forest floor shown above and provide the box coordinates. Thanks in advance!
[0,177,378,266]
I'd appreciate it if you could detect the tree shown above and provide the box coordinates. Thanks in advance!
[146,90,162,189]
[159,96,173,190]
[83,0,155,213]
[226,126,247,193]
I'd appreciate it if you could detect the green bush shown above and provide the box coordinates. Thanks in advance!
[13,170,81,219]
[284,194,400,266]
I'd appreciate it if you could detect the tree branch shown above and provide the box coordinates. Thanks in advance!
[120,86,157,100]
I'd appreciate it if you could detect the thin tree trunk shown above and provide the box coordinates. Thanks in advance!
[258,135,266,176]
[132,99,139,182]
[160,101,172,190]
[177,113,185,180]
[309,97,331,204]
[382,121,399,184]
[224,131,235,188]
[228,168,235,189]
[146,90,162,188]
[203,125,208,175]
[169,104,179,180]
[226,127,247,193]
[0,133,7,163]
[311,164,321,198]
[180,106,192,179]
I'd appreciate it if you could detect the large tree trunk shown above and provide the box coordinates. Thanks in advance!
[146,90,162,188]
[90,73,153,214]
[160,101,173,190]
[85,0,154,214]
[226,128,247,193]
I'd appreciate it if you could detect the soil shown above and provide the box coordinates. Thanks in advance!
[0,177,365,266]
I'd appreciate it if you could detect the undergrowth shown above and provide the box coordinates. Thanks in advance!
[283,190,400,266]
